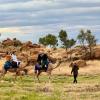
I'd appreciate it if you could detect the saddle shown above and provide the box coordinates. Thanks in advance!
[35,63,48,72]
[11,61,19,68]
[4,61,19,71]
[41,65,48,71]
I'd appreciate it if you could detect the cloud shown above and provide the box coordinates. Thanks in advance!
[0,6,100,27]
[0,0,99,42]
[0,0,31,4]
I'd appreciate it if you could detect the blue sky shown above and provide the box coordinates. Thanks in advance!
[0,0,100,43]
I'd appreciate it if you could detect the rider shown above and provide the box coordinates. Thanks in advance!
[42,53,49,68]
[11,51,20,68]
[37,51,49,70]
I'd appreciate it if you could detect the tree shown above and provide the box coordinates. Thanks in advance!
[58,30,76,61]
[58,30,76,50]
[77,29,86,49]
[67,39,76,60]
[13,38,22,47]
[67,39,76,49]
[45,34,58,48]
[58,30,68,50]
[77,29,97,59]
[39,34,58,48]
[85,30,97,58]
[39,37,47,46]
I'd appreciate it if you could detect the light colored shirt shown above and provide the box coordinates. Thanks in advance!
[11,54,21,65]
[12,54,18,62]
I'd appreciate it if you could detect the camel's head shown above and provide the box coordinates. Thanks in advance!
[69,62,74,67]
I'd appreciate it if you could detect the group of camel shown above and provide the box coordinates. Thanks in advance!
[0,58,62,82]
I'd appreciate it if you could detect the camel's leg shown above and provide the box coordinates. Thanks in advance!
[13,74,17,82]
[37,71,41,83]
[19,71,23,81]
[16,69,23,81]
[0,69,7,80]
[13,72,17,82]
[14,68,20,82]
[48,71,52,83]
[20,75,23,81]
[34,70,37,82]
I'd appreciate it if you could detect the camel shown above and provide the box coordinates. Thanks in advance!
[0,59,29,80]
[34,59,62,82]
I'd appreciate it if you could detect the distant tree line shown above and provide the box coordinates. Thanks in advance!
[39,29,97,59]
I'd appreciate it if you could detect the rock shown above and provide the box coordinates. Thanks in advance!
[17,52,28,61]
[28,55,38,65]
[75,60,87,67]
[70,60,87,67]
[93,47,100,59]
[32,44,41,48]
[13,38,22,46]
[2,38,14,46]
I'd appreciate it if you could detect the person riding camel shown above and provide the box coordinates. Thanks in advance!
[11,51,21,67]
[36,51,49,71]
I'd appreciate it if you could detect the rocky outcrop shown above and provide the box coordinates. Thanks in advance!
[2,38,14,46]
[20,42,43,51]
[2,38,22,48]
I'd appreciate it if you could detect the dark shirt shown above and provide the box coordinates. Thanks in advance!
[71,64,79,75]
[37,53,43,62]
[37,53,48,65]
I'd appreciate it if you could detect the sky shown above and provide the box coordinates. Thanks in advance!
[0,0,100,43]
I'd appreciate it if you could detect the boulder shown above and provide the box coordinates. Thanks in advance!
[21,41,33,50]
[13,38,22,46]
[17,52,28,61]
[70,60,87,67]
[75,60,87,67]
[28,55,38,65]
[32,44,41,48]
[2,38,14,46]
[93,48,100,59]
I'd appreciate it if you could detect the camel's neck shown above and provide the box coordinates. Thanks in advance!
[52,61,61,69]
[19,61,28,69]
[56,61,60,67]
